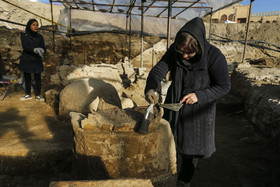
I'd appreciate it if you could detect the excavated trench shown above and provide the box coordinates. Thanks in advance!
[0,21,280,186]
[0,88,279,187]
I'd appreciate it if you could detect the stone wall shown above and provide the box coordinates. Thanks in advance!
[70,107,177,186]
[231,65,280,138]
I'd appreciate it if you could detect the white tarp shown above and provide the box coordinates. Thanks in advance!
[57,0,241,37]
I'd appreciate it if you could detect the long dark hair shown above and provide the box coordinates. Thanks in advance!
[25,19,38,37]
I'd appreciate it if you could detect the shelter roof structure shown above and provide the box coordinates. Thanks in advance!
[49,0,243,67]
[52,0,243,20]
[53,0,212,20]
[53,0,242,37]
[54,0,241,37]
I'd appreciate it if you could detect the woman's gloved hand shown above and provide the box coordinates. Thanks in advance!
[145,89,161,105]
[152,105,164,124]
[37,48,45,56]
[34,48,44,57]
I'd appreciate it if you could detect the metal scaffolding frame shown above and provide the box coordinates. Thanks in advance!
[46,0,245,67]
[49,0,213,68]
[0,0,253,66]
[241,0,254,63]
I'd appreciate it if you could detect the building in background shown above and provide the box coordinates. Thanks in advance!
[251,11,280,23]
[211,4,250,23]
[209,4,280,23]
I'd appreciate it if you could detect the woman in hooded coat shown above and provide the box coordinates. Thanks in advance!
[145,17,231,186]
[19,19,46,102]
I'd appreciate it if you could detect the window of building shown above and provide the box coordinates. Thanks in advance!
[237,18,246,23]
[221,14,227,22]
[212,19,219,23]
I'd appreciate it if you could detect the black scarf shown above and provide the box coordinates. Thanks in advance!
[163,46,202,146]
[162,52,186,144]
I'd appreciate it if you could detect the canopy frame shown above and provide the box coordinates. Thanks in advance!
[48,0,244,67]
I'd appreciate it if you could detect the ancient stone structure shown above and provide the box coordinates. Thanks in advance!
[69,103,177,186]
[231,65,280,137]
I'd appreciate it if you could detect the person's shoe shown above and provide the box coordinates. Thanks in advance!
[20,95,32,101]
[35,95,45,102]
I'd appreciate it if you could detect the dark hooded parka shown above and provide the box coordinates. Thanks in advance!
[19,19,46,74]
[145,17,231,158]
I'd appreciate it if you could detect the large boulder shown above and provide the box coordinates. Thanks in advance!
[51,64,123,90]
[59,78,121,119]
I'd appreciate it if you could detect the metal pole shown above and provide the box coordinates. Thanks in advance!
[125,15,129,58]
[69,6,72,50]
[208,7,213,42]
[140,0,144,68]
[129,12,132,62]
[167,0,172,50]
[50,0,55,51]
[241,0,254,63]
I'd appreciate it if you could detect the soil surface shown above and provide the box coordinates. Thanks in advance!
[0,90,279,186]
[0,91,73,187]
[191,99,280,187]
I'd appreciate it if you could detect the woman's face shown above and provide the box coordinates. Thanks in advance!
[30,21,38,32]
[176,44,196,60]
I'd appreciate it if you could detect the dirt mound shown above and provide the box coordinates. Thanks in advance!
[209,22,280,45]
[206,22,280,66]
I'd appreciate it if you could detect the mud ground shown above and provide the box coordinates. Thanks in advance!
[0,89,279,186]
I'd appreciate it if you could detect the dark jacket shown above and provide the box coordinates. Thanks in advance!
[145,17,231,158]
[19,31,46,73]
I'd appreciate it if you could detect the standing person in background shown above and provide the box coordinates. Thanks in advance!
[145,17,231,186]
[19,18,46,101]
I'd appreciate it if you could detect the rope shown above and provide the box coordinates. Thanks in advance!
[0,0,71,31]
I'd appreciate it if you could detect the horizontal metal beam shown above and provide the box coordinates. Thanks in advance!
[173,0,199,18]
[65,3,211,9]
[51,0,212,20]
[68,7,211,20]
[52,0,207,3]
[143,0,156,14]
